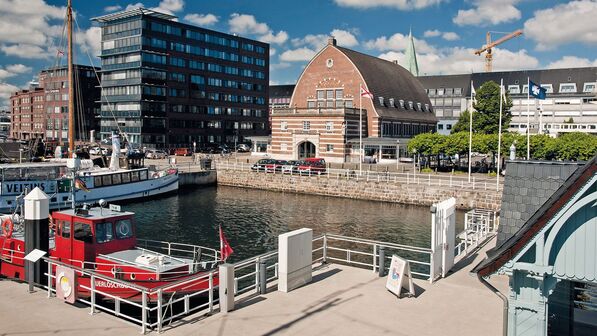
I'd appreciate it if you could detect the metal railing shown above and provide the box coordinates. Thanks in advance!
[454,209,499,259]
[216,162,501,191]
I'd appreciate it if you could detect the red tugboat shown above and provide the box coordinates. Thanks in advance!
[0,204,223,302]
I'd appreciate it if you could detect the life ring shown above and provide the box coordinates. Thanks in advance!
[2,218,14,239]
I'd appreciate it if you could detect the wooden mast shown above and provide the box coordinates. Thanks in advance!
[67,0,75,157]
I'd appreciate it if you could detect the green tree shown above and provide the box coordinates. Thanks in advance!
[452,81,513,134]
[551,132,597,161]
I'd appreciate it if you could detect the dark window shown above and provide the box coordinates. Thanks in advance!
[94,176,103,187]
[140,170,148,180]
[131,171,140,182]
[122,173,131,183]
[102,175,112,186]
[61,221,70,238]
[115,219,133,239]
[96,222,114,243]
[74,222,93,243]
[112,173,122,184]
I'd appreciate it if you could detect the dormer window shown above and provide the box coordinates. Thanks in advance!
[399,100,405,108]
[378,96,385,106]
[408,101,414,110]
[416,102,422,111]
[389,98,395,107]
[424,104,430,112]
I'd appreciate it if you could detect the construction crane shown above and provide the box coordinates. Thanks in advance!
[474,30,523,72]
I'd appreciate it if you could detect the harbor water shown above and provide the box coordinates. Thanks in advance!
[127,185,465,262]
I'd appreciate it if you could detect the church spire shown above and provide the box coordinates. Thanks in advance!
[404,28,419,76]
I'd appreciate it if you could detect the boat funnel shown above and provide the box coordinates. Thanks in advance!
[109,132,120,171]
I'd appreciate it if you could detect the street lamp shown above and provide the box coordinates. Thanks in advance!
[412,148,417,176]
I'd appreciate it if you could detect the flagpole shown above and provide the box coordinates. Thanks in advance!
[497,79,503,191]
[359,84,363,175]
[526,77,530,160]
[468,80,473,183]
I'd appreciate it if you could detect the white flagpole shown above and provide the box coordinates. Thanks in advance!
[359,84,363,174]
[468,80,473,183]
[497,79,503,191]
[527,77,530,160]
[538,100,543,135]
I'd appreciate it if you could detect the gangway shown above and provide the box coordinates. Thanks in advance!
[454,209,499,261]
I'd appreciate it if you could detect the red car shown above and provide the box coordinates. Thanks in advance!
[297,158,326,175]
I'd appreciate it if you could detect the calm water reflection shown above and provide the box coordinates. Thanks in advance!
[127,186,464,262]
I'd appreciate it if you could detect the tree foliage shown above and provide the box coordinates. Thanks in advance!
[452,81,513,135]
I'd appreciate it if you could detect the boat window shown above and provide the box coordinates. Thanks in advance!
[131,171,140,182]
[140,170,148,180]
[112,173,122,185]
[61,221,70,238]
[121,172,131,183]
[73,222,93,243]
[94,176,103,187]
[95,222,114,243]
[102,175,112,186]
[115,219,133,239]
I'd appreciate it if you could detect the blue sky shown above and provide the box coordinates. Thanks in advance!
[1,0,597,109]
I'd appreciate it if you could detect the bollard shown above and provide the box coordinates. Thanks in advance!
[259,260,267,294]
[219,264,235,313]
[378,246,386,277]
[24,187,50,292]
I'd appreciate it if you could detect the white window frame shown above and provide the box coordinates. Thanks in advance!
[541,84,553,93]
[583,82,596,93]
[281,121,287,131]
[325,121,333,131]
[303,121,310,131]
[559,83,577,93]
[326,144,334,152]
[281,143,288,151]
[508,85,520,94]
[522,85,529,94]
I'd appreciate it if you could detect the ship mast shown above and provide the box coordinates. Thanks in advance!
[67,0,75,157]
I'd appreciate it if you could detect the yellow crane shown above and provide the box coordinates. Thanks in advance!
[474,30,523,72]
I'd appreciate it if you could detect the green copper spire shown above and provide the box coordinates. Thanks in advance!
[404,28,419,76]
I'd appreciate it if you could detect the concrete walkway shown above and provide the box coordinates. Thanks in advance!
[0,238,507,335]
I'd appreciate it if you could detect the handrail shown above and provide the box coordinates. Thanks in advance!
[325,233,433,253]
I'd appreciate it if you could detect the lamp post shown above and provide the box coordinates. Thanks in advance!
[413,149,417,176]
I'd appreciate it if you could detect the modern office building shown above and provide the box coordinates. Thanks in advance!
[418,68,597,135]
[10,65,100,143]
[92,8,270,148]
[270,38,436,163]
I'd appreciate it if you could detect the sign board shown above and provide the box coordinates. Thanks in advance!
[386,255,415,298]
[24,249,47,263]
[109,204,121,212]
[1,181,57,196]
[56,266,77,304]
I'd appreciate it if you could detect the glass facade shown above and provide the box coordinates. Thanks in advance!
[95,11,269,148]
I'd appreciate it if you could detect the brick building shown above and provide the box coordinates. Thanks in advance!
[10,65,100,143]
[270,38,436,163]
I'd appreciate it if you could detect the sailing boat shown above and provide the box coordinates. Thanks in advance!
[0,0,179,213]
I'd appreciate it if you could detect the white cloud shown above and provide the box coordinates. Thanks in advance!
[104,5,122,12]
[423,30,441,38]
[0,82,20,110]
[228,13,288,45]
[77,26,102,58]
[424,29,459,41]
[365,32,436,53]
[291,29,358,50]
[184,13,219,26]
[5,64,31,74]
[271,62,291,71]
[125,3,144,10]
[154,0,184,14]
[379,47,539,75]
[269,48,276,56]
[0,44,52,59]
[334,0,443,10]
[280,47,317,62]
[547,56,597,69]
[331,29,358,47]
[524,1,597,51]
[0,0,65,59]
[454,0,521,26]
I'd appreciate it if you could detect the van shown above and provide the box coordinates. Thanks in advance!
[175,148,192,156]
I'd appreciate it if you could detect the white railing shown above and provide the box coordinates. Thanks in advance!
[216,162,501,191]
[454,209,499,260]
[136,238,220,265]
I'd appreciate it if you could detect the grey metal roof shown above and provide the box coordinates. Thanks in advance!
[497,160,584,245]
[92,7,177,22]
[337,47,437,124]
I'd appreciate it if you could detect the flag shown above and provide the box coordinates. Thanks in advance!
[219,225,234,262]
[501,84,507,104]
[360,85,373,99]
[529,80,547,100]
[57,49,64,56]
[74,178,90,192]
[471,82,477,104]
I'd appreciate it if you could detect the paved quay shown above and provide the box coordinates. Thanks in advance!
[0,238,507,336]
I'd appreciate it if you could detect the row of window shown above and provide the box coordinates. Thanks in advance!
[381,122,435,137]
[427,88,463,97]
[427,82,596,97]
[169,56,266,79]
[169,119,260,130]
[58,219,133,244]
[169,105,265,117]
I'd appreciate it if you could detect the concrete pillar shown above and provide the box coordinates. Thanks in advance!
[24,187,50,290]
[218,264,235,313]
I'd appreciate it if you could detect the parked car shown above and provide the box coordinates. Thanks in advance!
[236,144,251,152]
[297,158,327,175]
[146,150,167,159]
[175,148,192,156]
[251,159,276,171]
[265,160,288,173]
[200,143,229,154]
[281,160,301,174]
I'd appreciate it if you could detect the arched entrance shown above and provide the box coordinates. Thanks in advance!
[298,141,316,159]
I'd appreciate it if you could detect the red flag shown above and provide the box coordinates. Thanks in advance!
[219,225,234,262]
[360,85,373,99]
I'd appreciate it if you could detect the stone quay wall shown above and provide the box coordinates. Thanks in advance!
[179,170,217,186]
[216,169,502,211]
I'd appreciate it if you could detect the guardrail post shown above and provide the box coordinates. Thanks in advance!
[322,235,327,263]
[378,246,385,277]
[259,260,267,294]
[372,244,377,272]
[255,257,260,294]
[208,272,214,313]
[47,260,52,298]
[141,292,147,334]
[157,289,163,333]
[90,275,96,315]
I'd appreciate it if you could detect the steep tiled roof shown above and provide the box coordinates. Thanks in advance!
[337,47,437,123]
[497,160,583,245]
